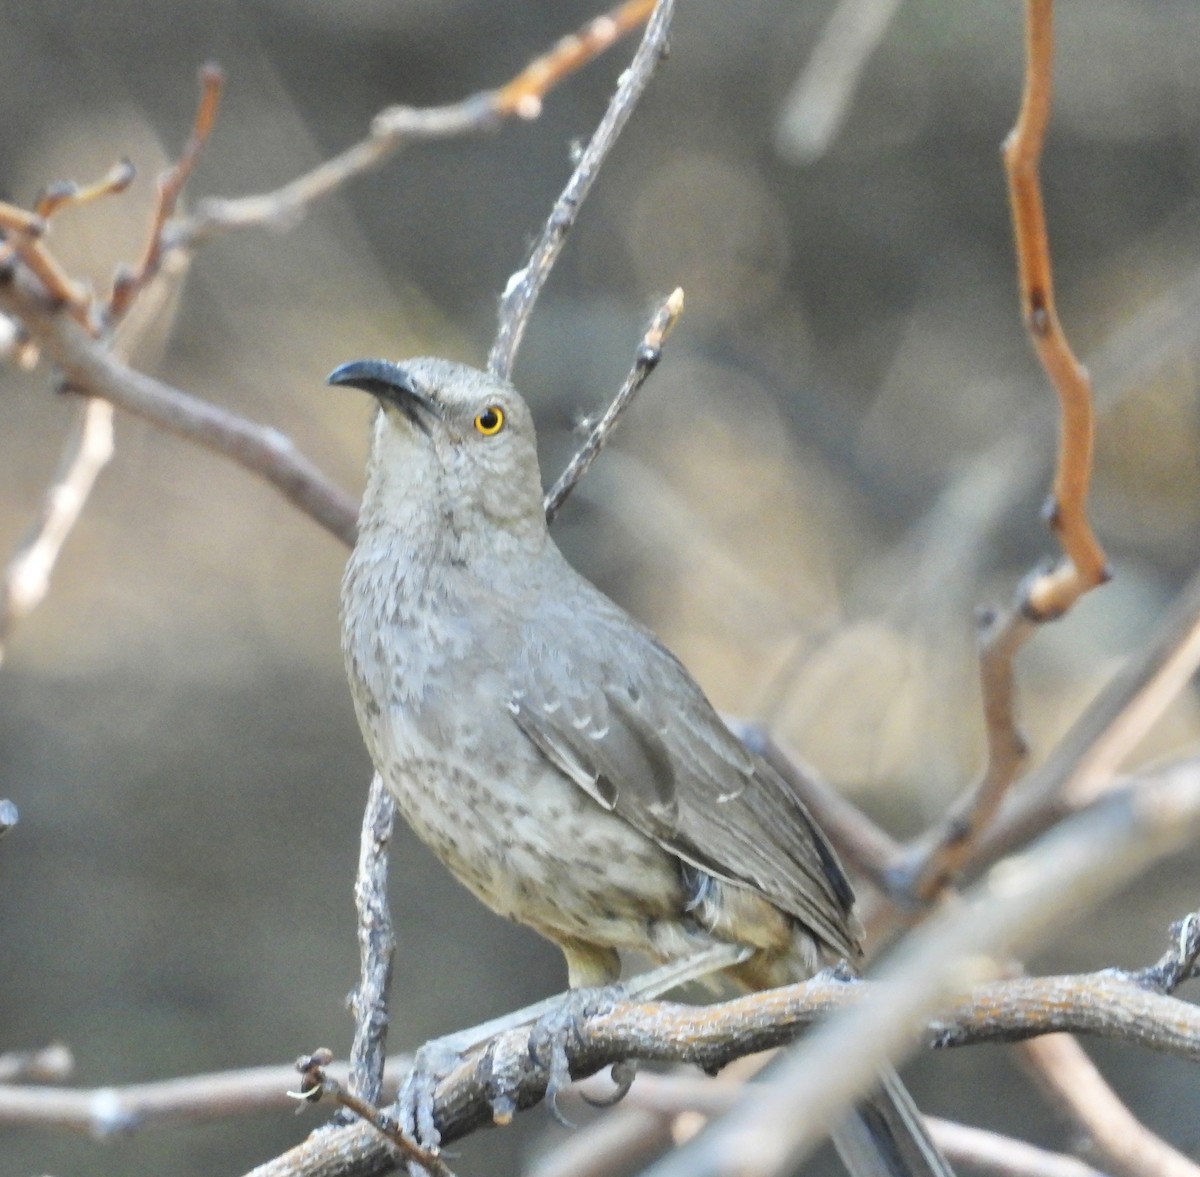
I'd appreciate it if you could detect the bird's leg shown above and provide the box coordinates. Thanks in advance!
[528,940,753,1125]
[395,942,752,1147]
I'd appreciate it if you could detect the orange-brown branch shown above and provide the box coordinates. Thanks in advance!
[111,63,224,320]
[494,0,655,118]
[1003,0,1109,619]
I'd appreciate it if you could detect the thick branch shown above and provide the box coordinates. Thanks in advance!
[3,953,1197,1155]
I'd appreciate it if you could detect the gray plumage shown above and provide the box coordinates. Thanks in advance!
[332,356,952,1177]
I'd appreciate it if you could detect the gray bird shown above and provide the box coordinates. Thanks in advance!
[330,356,953,1177]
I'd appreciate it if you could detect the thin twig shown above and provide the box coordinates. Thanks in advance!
[888,0,1120,906]
[974,563,1200,870]
[543,1077,1112,1177]
[0,70,224,663]
[346,775,396,1107]
[109,63,223,321]
[492,0,659,119]
[488,0,677,380]
[544,288,684,522]
[1003,0,1109,619]
[927,1118,1111,1177]
[32,158,136,220]
[890,607,1033,901]
[0,1043,72,1084]
[168,0,656,252]
[291,1050,453,1177]
[0,203,91,326]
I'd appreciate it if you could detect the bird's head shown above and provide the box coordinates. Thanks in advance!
[329,357,547,543]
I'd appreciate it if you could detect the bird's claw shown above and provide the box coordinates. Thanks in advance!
[526,984,628,1128]
[581,1059,639,1108]
[393,1038,464,1158]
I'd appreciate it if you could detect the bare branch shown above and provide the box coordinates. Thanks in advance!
[0,69,225,662]
[0,269,359,546]
[489,0,677,380]
[889,0,1124,904]
[890,606,1033,900]
[544,287,683,522]
[347,775,396,1107]
[3,944,1197,1152]
[109,63,224,320]
[168,0,658,252]
[973,563,1200,870]
[291,1050,452,1177]
[1003,0,1109,619]
[542,1079,1111,1177]
[32,158,136,220]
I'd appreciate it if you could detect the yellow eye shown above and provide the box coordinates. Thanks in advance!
[474,406,505,436]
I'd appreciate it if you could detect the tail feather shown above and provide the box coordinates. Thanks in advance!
[830,1067,954,1177]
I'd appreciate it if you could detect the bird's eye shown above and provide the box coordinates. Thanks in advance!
[474,406,505,436]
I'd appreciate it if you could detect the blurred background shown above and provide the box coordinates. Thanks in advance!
[2,1,1199,1174]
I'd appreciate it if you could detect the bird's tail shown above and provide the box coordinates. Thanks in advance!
[829,1066,954,1177]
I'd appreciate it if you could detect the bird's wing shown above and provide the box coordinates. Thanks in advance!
[507,589,858,960]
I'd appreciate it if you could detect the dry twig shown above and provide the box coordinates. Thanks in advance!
[1,1,664,655]
[489,0,677,379]
[108,64,223,322]
[0,72,222,664]
[544,288,684,522]
[2,957,1196,1138]
[291,1050,453,1177]
[0,398,113,667]
[1003,0,1109,619]
[539,1078,1112,1177]
[167,0,658,251]
[883,0,1115,908]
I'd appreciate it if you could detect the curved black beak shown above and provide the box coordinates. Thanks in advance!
[327,359,440,432]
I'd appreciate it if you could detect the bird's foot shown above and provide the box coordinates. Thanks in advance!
[525,983,629,1127]
[392,1038,466,1161]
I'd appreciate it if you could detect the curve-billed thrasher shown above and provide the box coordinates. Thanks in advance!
[331,356,952,1177]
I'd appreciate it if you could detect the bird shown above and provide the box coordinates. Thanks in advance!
[330,355,953,1177]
